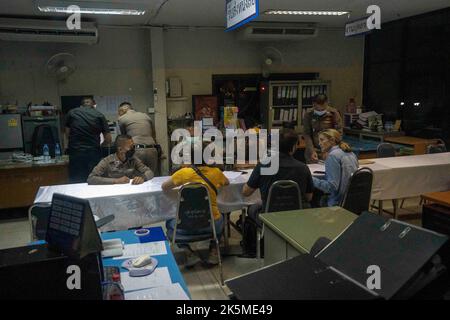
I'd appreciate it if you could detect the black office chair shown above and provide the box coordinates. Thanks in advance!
[256,180,303,259]
[340,167,373,215]
[28,204,51,241]
[376,143,396,158]
[427,139,447,154]
[167,183,224,285]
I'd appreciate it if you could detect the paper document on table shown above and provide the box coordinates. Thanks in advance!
[121,267,172,292]
[308,163,325,175]
[113,241,167,260]
[224,171,242,181]
[125,283,189,300]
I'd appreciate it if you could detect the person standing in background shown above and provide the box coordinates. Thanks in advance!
[118,102,160,175]
[65,97,112,183]
[303,94,343,163]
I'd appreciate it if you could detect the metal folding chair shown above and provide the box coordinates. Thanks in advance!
[167,183,224,285]
[256,180,303,260]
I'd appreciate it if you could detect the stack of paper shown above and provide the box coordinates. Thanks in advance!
[113,241,167,260]
[124,283,189,300]
[357,111,379,129]
[121,267,172,292]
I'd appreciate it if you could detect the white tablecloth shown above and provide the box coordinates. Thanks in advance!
[310,153,450,201]
[34,171,260,231]
[368,153,450,200]
[33,153,450,230]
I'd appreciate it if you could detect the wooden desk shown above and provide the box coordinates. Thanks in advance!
[384,136,438,155]
[260,207,357,266]
[0,159,69,209]
[421,191,450,208]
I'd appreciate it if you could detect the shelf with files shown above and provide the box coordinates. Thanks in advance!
[267,80,331,131]
[268,81,300,130]
[300,82,330,108]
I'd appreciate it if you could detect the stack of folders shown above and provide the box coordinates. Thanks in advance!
[301,85,327,106]
[273,85,298,106]
[273,108,298,123]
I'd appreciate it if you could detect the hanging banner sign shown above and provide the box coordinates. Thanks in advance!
[345,17,372,37]
[226,0,259,31]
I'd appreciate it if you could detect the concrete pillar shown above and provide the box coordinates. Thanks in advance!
[150,27,169,175]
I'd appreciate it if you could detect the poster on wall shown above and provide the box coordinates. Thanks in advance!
[192,95,219,127]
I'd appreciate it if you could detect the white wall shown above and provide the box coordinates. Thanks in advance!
[0,26,153,120]
[163,28,365,116]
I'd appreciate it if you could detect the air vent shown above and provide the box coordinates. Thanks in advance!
[0,18,98,44]
[252,28,284,35]
[284,28,316,35]
[237,22,319,41]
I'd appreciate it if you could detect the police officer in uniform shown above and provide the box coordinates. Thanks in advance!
[303,94,343,163]
[117,102,160,175]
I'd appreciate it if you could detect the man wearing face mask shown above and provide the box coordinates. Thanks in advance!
[303,94,343,163]
[87,134,154,185]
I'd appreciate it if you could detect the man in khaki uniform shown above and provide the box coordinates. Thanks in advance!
[303,94,343,163]
[87,135,154,185]
[118,102,160,175]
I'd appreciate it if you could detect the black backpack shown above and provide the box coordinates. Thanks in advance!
[31,124,60,157]
[240,217,264,258]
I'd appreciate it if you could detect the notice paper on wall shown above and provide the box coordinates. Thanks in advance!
[121,267,172,292]
[113,241,167,260]
[94,95,133,118]
[125,283,189,300]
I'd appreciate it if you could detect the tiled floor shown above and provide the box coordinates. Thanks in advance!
[0,199,424,299]
[0,217,30,250]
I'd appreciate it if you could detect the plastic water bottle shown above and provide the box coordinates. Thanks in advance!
[43,144,50,162]
[55,143,61,161]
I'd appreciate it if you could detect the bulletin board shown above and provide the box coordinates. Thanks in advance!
[192,95,219,126]
[94,95,133,119]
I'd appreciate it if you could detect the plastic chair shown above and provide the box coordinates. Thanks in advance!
[167,183,224,285]
[341,167,373,215]
[376,143,396,158]
[256,180,303,259]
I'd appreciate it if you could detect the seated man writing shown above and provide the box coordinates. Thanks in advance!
[87,134,154,185]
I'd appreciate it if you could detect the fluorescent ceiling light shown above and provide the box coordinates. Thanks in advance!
[265,10,349,16]
[38,6,145,15]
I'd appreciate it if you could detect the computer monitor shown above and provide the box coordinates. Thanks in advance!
[46,193,103,259]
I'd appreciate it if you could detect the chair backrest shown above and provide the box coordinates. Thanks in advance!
[265,180,302,213]
[427,139,447,154]
[29,204,51,241]
[377,143,396,158]
[340,167,373,215]
[174,182,215,234]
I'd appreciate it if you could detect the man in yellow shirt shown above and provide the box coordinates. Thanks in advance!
[162,144,229,266]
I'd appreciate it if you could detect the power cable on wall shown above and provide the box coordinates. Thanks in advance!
[145,0,170,25]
